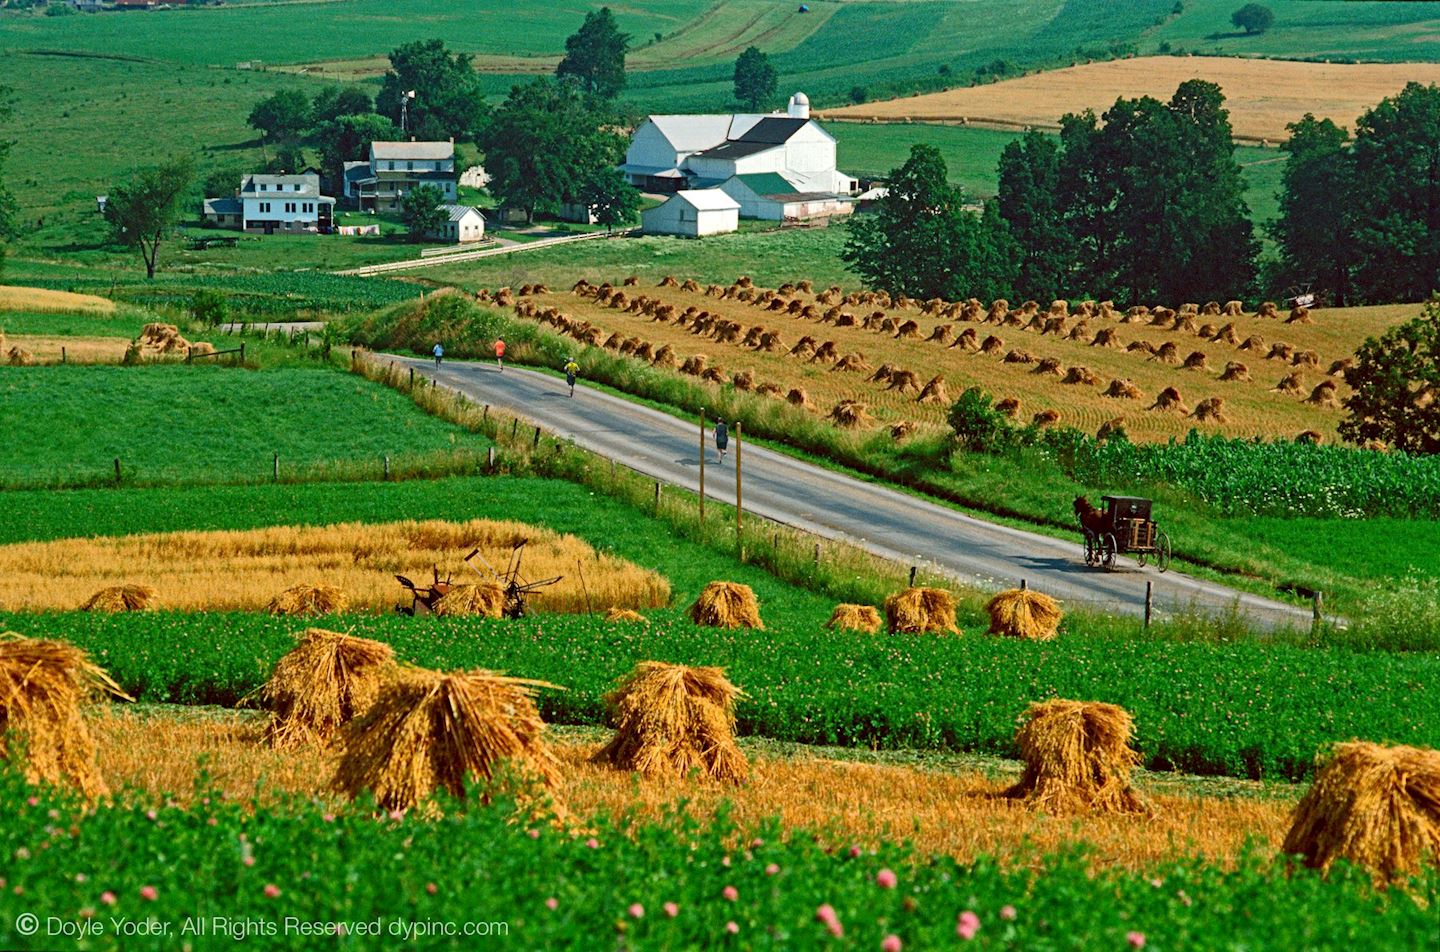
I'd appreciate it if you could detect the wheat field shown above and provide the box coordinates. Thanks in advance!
[0,285,116,314]
[0,334,130,364]
[510,278,1417,443]
[0,519,670,614]
[822,56,1440,143]
[93,710,1292,872]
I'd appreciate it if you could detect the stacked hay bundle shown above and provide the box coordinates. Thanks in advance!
[1034,357,1062,376]
[1152,342,1179,364]
[995,397,1020,416]
[828,400,873,428]
[1122,305,1149,324]
[834,312,858,327]
[80,585,157,612]
[1296,430,1324,445]
[1222,300,1244,317]
[884,587,959,634]
[1126,340,1155,355]
[624,275,641,286]
[5,346,34,367]
[1006,699,1148,815]
[652,344,677,369]
[1212,323,1240,345]
[658,275,679,287]
[832,353,869,373]
[756,383,784,399]
[1274,371,1305,395]
[1103,378,1142,400]
[1307,380,1340,407]
[1062,366,1100,386]
[1282,741,1440,883]
[741,325,766,348]
[757,332,785,353]
[1171,313,1198,333]
[1192,396,1227,422]
[1151,387,1188,412]
[333,668,561,812]
[1197,323,1219,340]
[266,584,349,617]
[886,369,920,394]
[1091,328,1119,348]
[602,332,624,350]
[1066,320,1091,341]
[1293,350,1320,369]
[952,328,979,350]
[1182,351,1210,371]
[1097,418,1127,442]
[1239,334,1266,353]
[604,607,648,624]
[927,324,955,345]
[826,604,882,633]
[980,335,1005,355]
[1032,409,1061,426]
[688,582,763,629]
[1287,306,1313,324]
[1328,358,1354,377]
[1003,349,1036,364]
[1267,342,1295,362]
[894,320,921,339]
[789,335,817,357]
[258,629,396,748]
[682,279,701,293]
[597,662,748,783]
[1042,316,1066,336]
[701,366,727,384]
[731,370,755,391]
[433,581,507,618]
[635,342,656,362]
[986,300,1009,323]
[786,388,811,408]
[680,354,708,376]
[810,341,838,363]
[1257,301,1279,318]
[1220,361,1251,382]
[129,323,195,361]
[1201,301,1222,316]
[986,589,1062,641]
[889,420,918,440]
[0,634,128,798]
[916,375,948,404]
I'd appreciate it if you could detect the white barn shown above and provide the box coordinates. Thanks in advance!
[641,189,739,237]
[622,93,857,197]
[428,205,486,243]
[719,173,855,223]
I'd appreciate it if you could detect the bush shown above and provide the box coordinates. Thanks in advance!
[946,388,1013,452]
[189,289,229,327]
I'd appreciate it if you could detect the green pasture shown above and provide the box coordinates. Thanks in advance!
[1151,0,1440,62]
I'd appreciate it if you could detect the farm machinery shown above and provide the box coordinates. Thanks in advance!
[394,540,561,618]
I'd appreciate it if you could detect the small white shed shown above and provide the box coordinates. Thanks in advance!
[640,189,739,237]
[429,205,486,243]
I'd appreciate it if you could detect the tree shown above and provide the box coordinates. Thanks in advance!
[1231,3,1274,34]
[1348,82,1440,303]
[1271,114,1354,304]
[400,183,447,242]
[103,158,193,279]
[247,89,311,147]
[841,144,1017,300]
[314,113,398,187]
[733,46,778,111]
[310,86,373,125]
[997,131,1070,300]
[579,167,641,233]
[377,40,487,142]
[264,145,307,175]
[947,387,1014,452]
[556,7,629,99]
[1340,299,1440,453]
[477,79,628,222]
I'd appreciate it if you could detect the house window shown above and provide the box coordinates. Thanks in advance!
[259,202,270,213]
[285,202,296,213]
[260,184,267,192]
[407,161,414,171]
[388,161,396,171]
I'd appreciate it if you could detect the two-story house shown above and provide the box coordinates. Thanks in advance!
[202,173,334,234]
[343,140,458,212]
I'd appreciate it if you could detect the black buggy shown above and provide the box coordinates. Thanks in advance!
[1081,495,1172,572]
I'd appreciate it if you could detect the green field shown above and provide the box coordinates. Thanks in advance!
[1152,0,1440,62]
[0,364,484,488]
[2,771,1431,951]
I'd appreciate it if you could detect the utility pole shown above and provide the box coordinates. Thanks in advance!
[734,421,743,556]
[698,407,706,525]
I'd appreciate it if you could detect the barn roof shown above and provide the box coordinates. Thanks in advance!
[437,204,484,223]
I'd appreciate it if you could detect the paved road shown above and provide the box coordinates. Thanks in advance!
[394,356,1315,630]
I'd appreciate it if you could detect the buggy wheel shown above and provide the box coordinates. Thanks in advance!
[1101,533,1118,570]
[1155,531,1172,573]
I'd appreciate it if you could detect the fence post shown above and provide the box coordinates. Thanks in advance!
[61,346,67,364]
[113,457,121,486]
[813,542,821,567]
[273,453,279,482]
[383,455,390,480]
[698,408,706,525]
[511,419,518,438]
[486,446,495,472]
[1144,581,1153,629]
[734,421,743,558]
[409,367,415,390]
[1312,591,1323,631]
[532,426,541,449]
[483,404,489,421]
[1020,578,1028,591]
[908,565,917,587]
[238,342,246,366]
[654,480,661,514]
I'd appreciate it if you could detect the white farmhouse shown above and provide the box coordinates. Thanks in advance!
[344,140,458,211]
[622,93,857,199]
[204,173,334,234]
[640,189,739,238]
[428,205,486,244]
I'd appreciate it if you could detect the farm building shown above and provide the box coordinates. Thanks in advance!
[202,173,334,234]
[622,93,857,197]
[718,173,854,222]
[343,140,458,212]
[427,205,486,244]
[640,189,739,237]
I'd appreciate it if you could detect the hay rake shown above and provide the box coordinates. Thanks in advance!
[463,540,562,619]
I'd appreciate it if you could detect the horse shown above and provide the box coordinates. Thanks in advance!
[1073,496,1108,538]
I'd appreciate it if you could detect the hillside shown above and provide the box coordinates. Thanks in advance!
[825,56,1440,143]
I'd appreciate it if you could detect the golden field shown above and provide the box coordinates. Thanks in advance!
[512,279,1418,442]
[0,334,130,364]
[0,285,115,314]
[0,519,670,614]
[822,56,1440,143]
[94,710,1294,872]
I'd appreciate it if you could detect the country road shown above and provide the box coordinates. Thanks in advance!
[392,356,1316,630]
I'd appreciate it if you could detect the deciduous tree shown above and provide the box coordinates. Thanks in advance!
[314,113,397,188]
[247,89,312,147]
[997,131,1070,301]
[400,183,447,242]
[377,40,487,143]
[580,167,641,233]
[1340,299,1440,453]
[1271,114,1353,304]
[733,47,778,111]
[556,7,629,99]
[1231,3,1274,34]
[103,158,193,279]
[311,86,373,126]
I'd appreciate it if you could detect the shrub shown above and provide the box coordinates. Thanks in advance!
[947,388,1013,452]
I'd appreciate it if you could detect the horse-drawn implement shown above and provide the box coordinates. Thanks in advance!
[1073,495,1172,572]
[395,540,561,618]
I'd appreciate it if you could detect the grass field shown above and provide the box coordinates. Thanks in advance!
[826,56,1440,142]
[1152,0,1440,62]
[0,364,484,488]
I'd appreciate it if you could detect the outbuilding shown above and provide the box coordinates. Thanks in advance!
[640,189,739,237]
[719,173,854,223]
[428,205,486,243]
